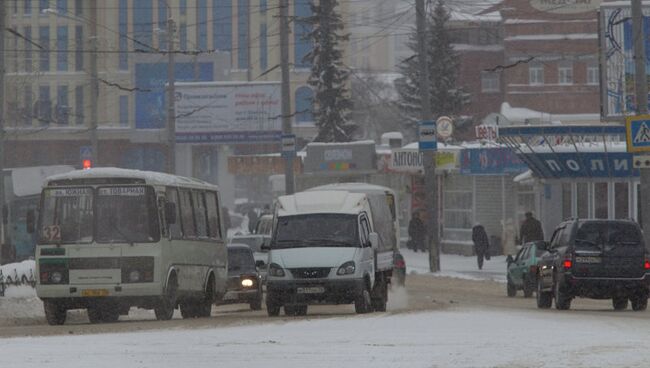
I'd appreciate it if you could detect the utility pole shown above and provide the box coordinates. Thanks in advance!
[0,0,6,263]
[280,0,295,194]
[167,17,177,174]
[416,0,439,272]
[89,0,99,167]
[633,0,650,238]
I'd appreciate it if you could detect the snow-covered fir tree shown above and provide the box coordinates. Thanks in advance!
[395,0,468,129]
[302,0,355,142]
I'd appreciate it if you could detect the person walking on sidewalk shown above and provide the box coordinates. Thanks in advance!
[472,223,490,270]
[408,211,427,252]
[519,211,544,244]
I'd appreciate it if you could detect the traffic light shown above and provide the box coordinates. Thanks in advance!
[82,159,92,170]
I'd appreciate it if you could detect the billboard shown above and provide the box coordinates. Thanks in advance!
[601,3,650,119]
[135,62,214,129]
[174,82,282,143]
[460,148,528,175]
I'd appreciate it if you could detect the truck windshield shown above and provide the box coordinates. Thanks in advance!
[38,186,160,244]
[273,214,359,249]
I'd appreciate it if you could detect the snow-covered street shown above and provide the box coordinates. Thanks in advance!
[3,307,650,368]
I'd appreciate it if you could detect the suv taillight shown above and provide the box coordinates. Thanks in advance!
[644,259,650,270]
[563,254,573,270]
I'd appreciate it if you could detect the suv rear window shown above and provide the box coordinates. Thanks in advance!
[575,222,643,249]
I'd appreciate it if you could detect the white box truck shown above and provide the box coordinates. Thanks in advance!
[264,190,393,316]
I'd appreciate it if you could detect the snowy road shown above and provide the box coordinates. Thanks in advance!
[3,252,650,367]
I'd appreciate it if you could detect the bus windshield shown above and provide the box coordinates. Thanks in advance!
[38,186,160,244]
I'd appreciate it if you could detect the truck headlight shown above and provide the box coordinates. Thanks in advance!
[337,261,356,275]
[241,278,254,287]
[268,263,285,277]
[50,271,63,284]
[129,270,141,283]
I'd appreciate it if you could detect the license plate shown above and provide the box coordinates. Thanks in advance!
[575,256,602,264]
[296,286,325,294]
[81,289,109,297]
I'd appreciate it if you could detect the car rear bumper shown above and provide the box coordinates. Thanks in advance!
[563,274,650,298]
[218,289,260,304]
[266,278,364,305]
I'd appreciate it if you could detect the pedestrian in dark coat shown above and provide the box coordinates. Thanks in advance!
[472,224,490,270]
[408,211,427,252]
[519,212,544,244]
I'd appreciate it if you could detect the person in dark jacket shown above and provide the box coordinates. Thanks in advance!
[247,207,258,234]
[408,211,427,252]
[519,211,544,244]
[472,223,490,270]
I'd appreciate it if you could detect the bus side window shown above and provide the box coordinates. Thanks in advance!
[166,188,183,239]
[193,191,208,238]
[205,191,221,239]
[179,189,197,238]
[157,196,168,238]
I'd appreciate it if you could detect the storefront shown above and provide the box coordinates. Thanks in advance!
[498,125,638,239]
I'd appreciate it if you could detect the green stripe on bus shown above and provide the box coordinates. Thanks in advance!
[39,258,68,265]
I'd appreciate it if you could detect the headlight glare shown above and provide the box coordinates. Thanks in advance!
[268,263,285,277]
[337,261,356,275]
[241,278,254,287]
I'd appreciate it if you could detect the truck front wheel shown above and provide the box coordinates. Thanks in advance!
[355,284,372,314]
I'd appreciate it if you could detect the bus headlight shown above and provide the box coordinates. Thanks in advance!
[50,271,63,284]
[129,270,141,283]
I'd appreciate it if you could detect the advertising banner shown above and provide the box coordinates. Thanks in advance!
[175,82,282,143]
[460,148,528,175]
[518,152,637,178]
[388,149,458,173]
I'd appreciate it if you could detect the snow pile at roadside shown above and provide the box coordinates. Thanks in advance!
[4,308,650,367]
[403,249,507,283]
[1,259,36,283]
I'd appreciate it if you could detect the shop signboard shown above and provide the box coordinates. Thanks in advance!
[389,149,458,173]
[460,148,528,175]
[518,152,637,178]
[174,82,282,143]
[228,155,302,175]
[304,141,376,173]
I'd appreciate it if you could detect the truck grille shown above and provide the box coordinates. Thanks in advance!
[289,267,331,279]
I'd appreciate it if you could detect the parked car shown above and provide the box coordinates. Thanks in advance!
[217,244,263,310]
[506,241,546,298]
[536,219,650,311]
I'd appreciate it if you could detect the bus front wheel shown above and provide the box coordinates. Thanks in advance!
[44,300,67,325]
[155,276,177,321]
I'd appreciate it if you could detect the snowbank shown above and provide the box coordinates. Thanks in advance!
[403,249,507,283]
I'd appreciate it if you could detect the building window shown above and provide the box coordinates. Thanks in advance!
[197,0,208,50]
[481,71,500,92]
[587,65,599,85]
[180,0,187,15]
[56,85,69,125]
[119,96,129,127]
[213,0,233,51]
[23,86,33,126]
[179,22,187,51]
[594,182,608,219]
[75,85,84,125]
[558,63,573,85]
[24,0,32,16]
[38,86,51,124]
[615,182,629,219]
[24,26,32,72]
[56,0,67,12]
[158,0,167,48]
[75,26,83,71]
[133,0,153,49]
[75,0,83,16]
[529,64,543,85]
[119,0,129,70]
[39,0,48,13]
[577,182,588,218]
[57,26,68,71]
[516,186,536,224]
[562,183,572,220]
[238,0,250,69]
[295,86,313,124]
[443,175,473,242]
[260,22,268,70]
[39,26,50,71]
[294,0,312,68]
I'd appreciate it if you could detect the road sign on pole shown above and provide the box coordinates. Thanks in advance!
[418,121,437,151]
[626,115,650,153]
[281,134,296,158]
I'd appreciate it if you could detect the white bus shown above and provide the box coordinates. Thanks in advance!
[31,168,227,325]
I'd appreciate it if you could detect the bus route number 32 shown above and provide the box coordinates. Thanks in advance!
[42,225,62,242]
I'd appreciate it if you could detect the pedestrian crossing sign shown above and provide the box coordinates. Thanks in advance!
[626,115,650,153]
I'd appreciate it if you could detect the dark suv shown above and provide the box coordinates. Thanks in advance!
[536,219,650,311]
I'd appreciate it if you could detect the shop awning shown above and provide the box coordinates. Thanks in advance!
[497,125,637,179]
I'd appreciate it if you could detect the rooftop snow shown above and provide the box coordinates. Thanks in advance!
[277,191,367,216]
[45,168,218,189]
[505,33,597,41]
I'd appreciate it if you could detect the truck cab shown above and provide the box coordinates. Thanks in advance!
[264,191,391,316]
